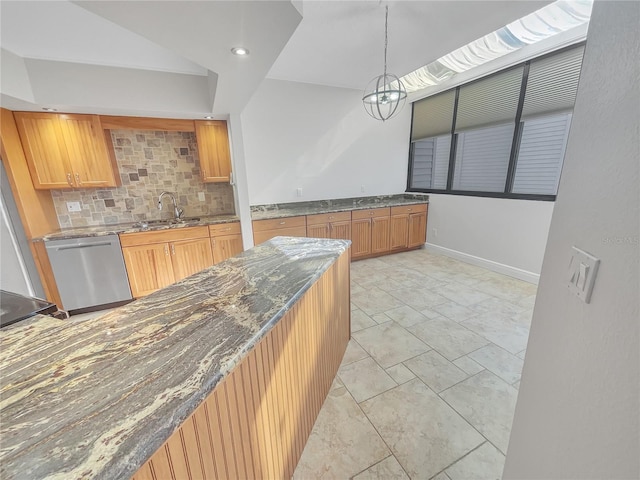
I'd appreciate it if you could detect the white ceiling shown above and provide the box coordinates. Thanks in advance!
[0,0,551,117]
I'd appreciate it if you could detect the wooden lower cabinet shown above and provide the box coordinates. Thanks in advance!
[389,214,409,250]
[306,212,352,241]
[351,207,390,259]
[132,251,351,480]
[253,216,307,245]
[408,210,428,248]
[120,227,213,298]
[209,222,243,263]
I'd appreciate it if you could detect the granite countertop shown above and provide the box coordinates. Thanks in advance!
[36,214,240,241]
[250,193,429,220]
[0,236,350,480]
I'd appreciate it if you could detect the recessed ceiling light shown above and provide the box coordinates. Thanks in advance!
[203,115,215,119]
[231,47,249,56]
[42,107,57,112]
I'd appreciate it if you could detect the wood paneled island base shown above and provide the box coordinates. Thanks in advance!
[133,251,350,480]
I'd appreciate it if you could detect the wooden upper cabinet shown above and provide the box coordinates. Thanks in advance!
[14,112,118,190]
[14,113,73,189]
[58,115,117,188]
[195,120,232,183]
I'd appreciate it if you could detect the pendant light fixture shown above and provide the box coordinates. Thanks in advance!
[362,5,407,121]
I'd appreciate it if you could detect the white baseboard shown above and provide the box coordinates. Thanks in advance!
[425,243,540,285]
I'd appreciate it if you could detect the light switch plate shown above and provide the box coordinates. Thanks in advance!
[66,201,81,212]
[567,246,600,303]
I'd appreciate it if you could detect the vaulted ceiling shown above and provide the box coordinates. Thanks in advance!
[0,1,551,118]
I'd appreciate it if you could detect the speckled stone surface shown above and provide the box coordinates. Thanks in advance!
[250,194,429,220]
[37,214,239,241]
[0,236,350,480]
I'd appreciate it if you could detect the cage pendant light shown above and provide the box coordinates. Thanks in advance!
[362,5,407,121]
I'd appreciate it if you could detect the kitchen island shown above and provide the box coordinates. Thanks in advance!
[0,237,351,480]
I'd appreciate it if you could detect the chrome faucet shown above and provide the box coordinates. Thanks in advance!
[158,191,184,220]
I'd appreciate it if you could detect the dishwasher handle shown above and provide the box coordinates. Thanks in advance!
[56,241,114,251]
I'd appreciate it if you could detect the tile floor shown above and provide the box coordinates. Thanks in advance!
[294,248,537,480]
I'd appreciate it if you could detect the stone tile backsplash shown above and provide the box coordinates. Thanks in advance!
[52,130,235,228]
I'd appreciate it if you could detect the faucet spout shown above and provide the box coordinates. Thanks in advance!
[158,191,184,220]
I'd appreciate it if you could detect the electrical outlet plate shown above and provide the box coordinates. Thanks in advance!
[66,201,81,213]
[198,192,205,201]
[567,246,600,303]
[296,188,303,197]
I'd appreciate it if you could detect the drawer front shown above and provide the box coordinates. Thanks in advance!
[306,211,351,225]
[209,222,241,237]
[352,207,390,220]
[252,216,306,232]
[120,226,210,247]
[390,204,428,216]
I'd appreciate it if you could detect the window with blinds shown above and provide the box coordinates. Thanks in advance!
[406,44,584,199]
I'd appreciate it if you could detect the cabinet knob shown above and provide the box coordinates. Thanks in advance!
[75,173,82,186]
[171,244,176,255]
[369,211,374,215]
[329,216,334,220]
[66,173,73,186]
[212,239,216,247]
[407,208,412,211]
[279,221,286,225]
[164,245,169,256]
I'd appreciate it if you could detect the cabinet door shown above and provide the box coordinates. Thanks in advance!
[389,215,409,250]
[306,223,331,239]
[171,238,214,282]
[330,220,352,241]
[408,212,428,248]
[195,120,232,183]
[371,216,390,253]
[351,218,371,258]
[14,112,73,189]
[58,114,117,188]
[122,244,175,298]
[212,234,243,264]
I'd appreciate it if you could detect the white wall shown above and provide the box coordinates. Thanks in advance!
[240,79,410,205]
[426,194,554,282]
[504,2,639,479]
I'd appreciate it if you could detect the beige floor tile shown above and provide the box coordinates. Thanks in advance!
[384,305,428,327]
[353,322,431,368]
[342,339,370,365]
[468,344,524,384]
[452,355,485,376]
[352,287,405,315]
[418,307,445,320]
[385,363,416,384]
[461,313,529,354]
[351,309,377,332]
[408,317,489,361]
[361,379,484,480]
[432,472,453,480]
[445,442,505,480]
[371,312,393,324]
[388,288,450,310]
[338,357,397,403]
[351,282,366,295]
[469,297,527,317]
[432,283,493,307]
[353,455,409,480]
[294,387,390,480]
[432,301,478,322]
[404,350,469,392]
[440,371,518,454]
[331,376,344,390]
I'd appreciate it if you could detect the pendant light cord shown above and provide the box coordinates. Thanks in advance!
[383,5,388,79]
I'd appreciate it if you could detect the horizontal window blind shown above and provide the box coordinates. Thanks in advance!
[455,66,524,131]
[411,90,456,141]
[453,123,513,192]
[522,45,585,118]
[432,135,451,189]
[513,113,572,195]
[410,139,434,189]
[410,135,451,189]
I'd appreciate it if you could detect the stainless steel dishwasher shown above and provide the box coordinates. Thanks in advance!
[45,235,133,312]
